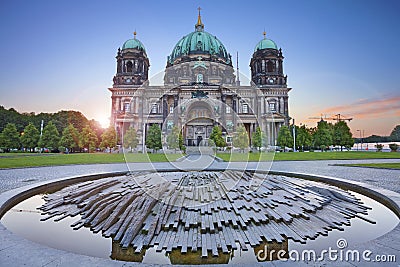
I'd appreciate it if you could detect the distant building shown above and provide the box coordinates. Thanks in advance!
[108,9,291,149]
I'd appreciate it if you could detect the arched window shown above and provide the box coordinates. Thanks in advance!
[126,61,133,72]
[267,60,275,72]
[197,73,203,83]
[269,102,276,112]
[124,102,131,112]
[242,104,249,114]
[196,41,203,51]
[151,104,158,114]
[261,60,265,72]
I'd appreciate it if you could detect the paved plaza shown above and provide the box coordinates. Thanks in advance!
[1,158,399,194]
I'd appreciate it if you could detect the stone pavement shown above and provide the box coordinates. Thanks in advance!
[1,158,399,194]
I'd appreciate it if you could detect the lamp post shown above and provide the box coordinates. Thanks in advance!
[292,118,296,152]
[356,129,362,151]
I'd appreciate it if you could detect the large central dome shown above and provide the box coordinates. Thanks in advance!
[167,10,231,67]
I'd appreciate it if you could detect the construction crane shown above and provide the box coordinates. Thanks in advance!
[308,113,353,122]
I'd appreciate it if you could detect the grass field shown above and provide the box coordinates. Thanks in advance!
[0,151,399,169]
[0,153,182,169]
[336,163,400,170]
[216,151,400,162]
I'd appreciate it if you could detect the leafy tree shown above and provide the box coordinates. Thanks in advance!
[79,125,98,153]
[313,120,332,151]
[296,125,312,151]
[100,126,117,153]
[123,127,139,152]
[20,123,39,152]
[389,143,399,152]
[277,125,293,152]
[89,119,104,145]
[59,123,79,152]
[166,126,180,151]
[390,125,400,141]
[38,121,60,150]
[145,124,162,153]
[209,125,226,149]
[332,121,354,151]
[52,110,89,133]
[178,131,185,152]
[0,123,20,151]
[375,144,383,152]
[251,127,263,151]
[233,125,249,153]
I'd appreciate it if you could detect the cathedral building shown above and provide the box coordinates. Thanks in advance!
[108,9,292,150]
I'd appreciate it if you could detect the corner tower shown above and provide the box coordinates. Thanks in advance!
[250,31,291,145]
[113,32,150,86]
[250,31,286,86]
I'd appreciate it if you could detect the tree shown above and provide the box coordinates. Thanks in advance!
[375,144,383,152]
[209,125,226,149]
[79,125,98,152]
[296,125,312,151]
[313,120,332,151]
[389,143,399,152]
[178,132,185,152]
[145,124,162,153]
[332,121,354,151]
[251,127,263,151]
[123,127,139,152]
[38,121,60,151]
[20,123,39,152]
[100,126,117,153]
[59,123,79,153]
[166,126,180,151]
[233,125,249,153]
[0,123,20,151]
[277,125,293,152]
[390,125,400,141]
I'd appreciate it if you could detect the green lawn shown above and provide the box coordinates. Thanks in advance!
[337,163,400,170]
[216,151,400,162]
[1,151,399,169]
[0,153,182,169]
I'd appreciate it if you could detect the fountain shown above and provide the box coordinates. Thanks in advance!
[1,168,398,264]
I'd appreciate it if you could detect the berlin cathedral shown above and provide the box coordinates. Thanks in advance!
[109,9,292,150]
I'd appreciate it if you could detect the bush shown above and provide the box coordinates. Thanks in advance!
[389,143,399,152]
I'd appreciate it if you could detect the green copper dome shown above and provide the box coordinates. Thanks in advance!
[122,38,146,52]
[168,31,230,65]
[254,38,278,51]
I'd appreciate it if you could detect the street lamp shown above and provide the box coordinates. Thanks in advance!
[292,118,296,152]
[356,129,362,151]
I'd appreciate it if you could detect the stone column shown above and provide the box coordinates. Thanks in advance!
[174,95,179,127]
[221,94,226,127]
[162,95,168,122]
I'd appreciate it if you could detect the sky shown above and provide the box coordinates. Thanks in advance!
[0,0,399,136]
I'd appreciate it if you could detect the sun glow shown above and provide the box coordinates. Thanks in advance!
[96,115,110,129]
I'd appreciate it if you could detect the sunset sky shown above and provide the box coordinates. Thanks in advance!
[0,0,399,136]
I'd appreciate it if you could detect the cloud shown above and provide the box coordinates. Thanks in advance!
[314,95,400,120]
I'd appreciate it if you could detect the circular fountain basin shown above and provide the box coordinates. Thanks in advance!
[0,169,399,265]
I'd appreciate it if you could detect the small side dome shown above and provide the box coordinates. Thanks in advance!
[254,31,278,51]
[254,38,278,51]
[122,32,146,52]
[122,38,146,51]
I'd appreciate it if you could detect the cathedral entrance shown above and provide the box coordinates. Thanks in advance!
[183,100,215,146]
[184,120,214,146]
